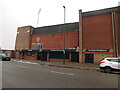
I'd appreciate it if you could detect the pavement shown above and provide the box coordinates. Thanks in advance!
[11,58,100,70]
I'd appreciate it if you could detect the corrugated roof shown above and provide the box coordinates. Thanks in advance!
[32,22,79,35]
[32,6,120,35]
[83,6,120,17]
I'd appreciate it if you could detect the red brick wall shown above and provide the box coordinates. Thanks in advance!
[31,31,78,49]
[82,14,113,49]
[23,56,37,60]
[49,59,70,62]
[15,26,32,50]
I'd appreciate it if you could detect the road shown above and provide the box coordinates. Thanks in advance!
[2,60,119,88]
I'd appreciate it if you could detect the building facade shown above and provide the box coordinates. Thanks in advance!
[79,6,120,63]
[15,6,120,63]
[15,23,79,62]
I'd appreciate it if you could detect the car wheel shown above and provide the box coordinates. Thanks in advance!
[104,67,112,73]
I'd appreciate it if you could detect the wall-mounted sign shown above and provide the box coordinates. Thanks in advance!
[51,50,65,52]
[36,37,40,42]
[85,49,111,52]
[34,44,42,50]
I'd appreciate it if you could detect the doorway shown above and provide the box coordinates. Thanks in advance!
[38,52,47,61]
[71,52,79,62]
[85,54,94,63]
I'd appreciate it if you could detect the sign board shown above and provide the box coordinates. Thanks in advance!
[34,44,42,50]
[85,49,111,52]
[16,49,22,52]
[50,50,65,52]
[50,49,65,54]
[36,37,40,42]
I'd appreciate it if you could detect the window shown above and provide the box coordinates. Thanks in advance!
[118,59,120,62]
[24,52,36,57]
[110,59,119,62]
[107,59,111,61]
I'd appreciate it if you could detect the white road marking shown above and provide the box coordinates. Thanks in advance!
[65,73,75,76]
[51,71,65,74]
[51,71,75,76]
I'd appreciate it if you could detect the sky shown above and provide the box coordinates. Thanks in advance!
[0,0,119,50]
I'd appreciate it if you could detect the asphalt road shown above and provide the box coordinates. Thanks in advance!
[2,60,119,88]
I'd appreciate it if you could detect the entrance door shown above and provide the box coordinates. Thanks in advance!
[85,54,94,63]
[71,52,79,62]
[38,52,47,61]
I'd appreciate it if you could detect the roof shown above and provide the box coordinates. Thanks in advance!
[32,6,120,35]
[32,22,79,35]
[18,25,33,29]
[83,6,120,17]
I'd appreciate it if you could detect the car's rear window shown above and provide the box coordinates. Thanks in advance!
[107,59,111,61]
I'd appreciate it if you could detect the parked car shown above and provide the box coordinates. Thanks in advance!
[99,57,120,73]
[0,53,11,61]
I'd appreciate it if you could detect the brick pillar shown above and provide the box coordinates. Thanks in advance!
[47,52,50,61]
[69,53,72,62]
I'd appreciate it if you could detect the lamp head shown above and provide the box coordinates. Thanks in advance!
[63,6,65,8]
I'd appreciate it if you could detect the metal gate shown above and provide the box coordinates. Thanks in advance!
[38,52,47,61]
[71,52,79,62]
[85,54,94,63]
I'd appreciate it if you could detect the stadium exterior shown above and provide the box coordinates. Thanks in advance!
[15,6,120,63]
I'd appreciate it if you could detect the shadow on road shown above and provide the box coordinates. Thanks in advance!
[98,70,120,75]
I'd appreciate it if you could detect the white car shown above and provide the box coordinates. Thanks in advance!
[99,57,120,73]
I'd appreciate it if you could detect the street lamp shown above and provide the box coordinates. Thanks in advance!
[63,6,66,65]
[37,8,41,27]
[63,6,66,24]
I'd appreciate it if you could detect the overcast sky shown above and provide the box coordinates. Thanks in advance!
[0,0,119,50]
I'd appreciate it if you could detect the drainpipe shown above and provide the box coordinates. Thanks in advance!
[79,10,83,63]
[112,11,118,57]
[116,12,119,57]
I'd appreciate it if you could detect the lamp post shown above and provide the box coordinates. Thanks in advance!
[37,8,41,27]
[63,6,66,65]
[63,6,66,24]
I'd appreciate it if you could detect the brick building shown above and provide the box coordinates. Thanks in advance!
[15,23,79,62]
[79,6,120,63]
[15,6,120,63]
